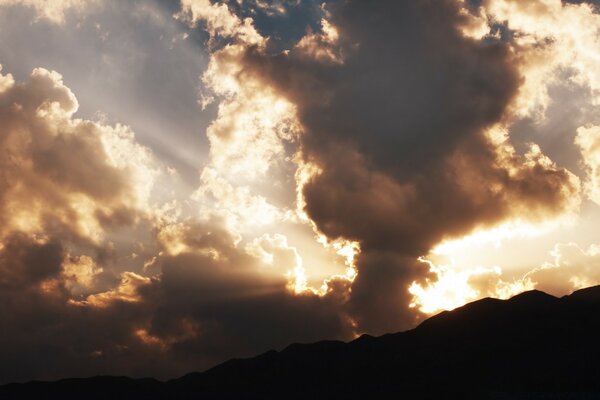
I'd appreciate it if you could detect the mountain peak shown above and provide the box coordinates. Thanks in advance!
[507,288,559,305]
[3,287,600,399]
[564,284,600,303]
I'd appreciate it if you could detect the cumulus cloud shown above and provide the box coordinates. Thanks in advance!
[0,233,165,383]
[232,0,581,333]
[178,0,264,46]
[481,0,600,118]
[144,223,353,370]
[0,64,170,381]
[0,66,159,244]
[295,18,343,64]
[0,0,598,385]
[405,0,600,310]
[0,54,355,382]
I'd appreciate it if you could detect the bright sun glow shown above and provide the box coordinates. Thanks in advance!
[409,259,479,314]
[409,218,575,314]
[409,258,535,315]
[432,217,573,257]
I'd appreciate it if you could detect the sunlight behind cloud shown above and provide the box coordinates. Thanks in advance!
[3,0,600,384]
[432,217,573,257]
[409,258,535,315]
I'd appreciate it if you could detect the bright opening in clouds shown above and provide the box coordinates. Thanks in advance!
[1,0,600,383]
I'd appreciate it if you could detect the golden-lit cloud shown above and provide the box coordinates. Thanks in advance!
[73,271,152,308]
[0,66,161,244]
[409,258,535,314]
[178,0,264,46]
[178,0,355,298]
[576,125,600,206]
[2,0,600,384]
[402,0,600,316]
[456,0,493,40]
[295,18,344,64]
[245,233,307,293]
[193,168,284,230]
[526,242,600,296]
[232,0,588,334]
[0,2,362,383]
[62,254,103,292]
[483,0,600,118]
[414,238,600,314]
[200,45,300,181]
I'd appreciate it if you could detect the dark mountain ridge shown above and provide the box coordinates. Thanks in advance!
[3,286,600,399]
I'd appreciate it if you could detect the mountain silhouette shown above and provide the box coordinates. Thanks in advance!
[3,286,600,399]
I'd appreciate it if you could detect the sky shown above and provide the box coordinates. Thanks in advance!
[1,0,600,383]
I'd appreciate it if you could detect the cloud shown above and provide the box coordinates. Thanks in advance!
[178,0,264,46]
[0,207,354,383]
[0,232,164,383]
[526,242,600,296]
[482,0,600,119]
[0,0,596,384]
[576,125,600,205]
[0,60,356,382]
[62,254,103,292]
[410,236,600,313]
[232,0,580,333]
[146,223,353,370]
[0,66,160,244]
[0,0,97,23]
[294,18,343,64]
[74,271,152,308]
[0,233,64,289]
[409,259,535,314]
[0,64,174,382]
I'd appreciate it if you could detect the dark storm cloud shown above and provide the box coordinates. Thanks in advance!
[146,237,353,371]
[346,253,432,333]
[0,60,352,382]
[0,63,165,383]
[0,236,161,383]
[144,217,354,373]
[0,9,352,382]
[0,218,353,383]
[240,0,580,333]
[0,233,63,288]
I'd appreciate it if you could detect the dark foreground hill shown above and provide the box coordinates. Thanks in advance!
[3,286,600,399]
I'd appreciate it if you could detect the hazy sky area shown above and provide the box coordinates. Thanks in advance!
[1,0,600,383]
[0,0,211,187]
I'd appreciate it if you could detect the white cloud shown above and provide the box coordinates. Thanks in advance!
[178,0,264,46]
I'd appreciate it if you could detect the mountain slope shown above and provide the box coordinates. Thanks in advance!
[3,286,600,399]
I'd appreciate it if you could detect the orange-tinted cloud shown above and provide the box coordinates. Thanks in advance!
[0,0,597,384]
[0,66,162,244]
[234,0,580,334]
[0,58,357,382]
